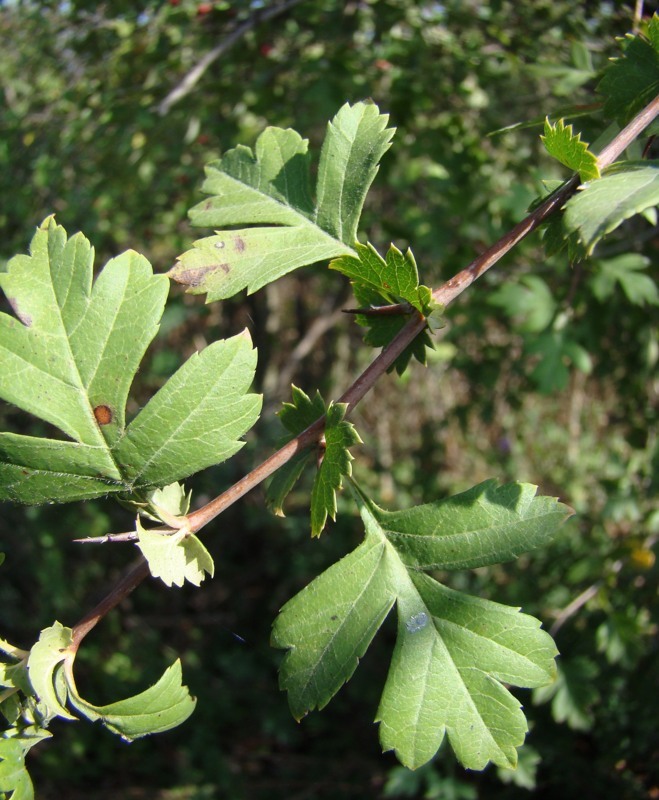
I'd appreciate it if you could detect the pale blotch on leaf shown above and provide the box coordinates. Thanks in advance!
[405,612,429,633]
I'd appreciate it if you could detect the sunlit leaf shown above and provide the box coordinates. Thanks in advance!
[25,623,76,721]
[0,220,261,504]
[541,118,600,181]
[563,162,659,254]
[0,739,34,800]
[273,481,570,770]
[331,242,429,311]
[170,102,394,301]
[66,659,196,741]
[136,521,214,588]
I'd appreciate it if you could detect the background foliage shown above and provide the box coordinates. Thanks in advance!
[0,1,657,798]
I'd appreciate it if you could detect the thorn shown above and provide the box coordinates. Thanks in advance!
[342,302,412,316]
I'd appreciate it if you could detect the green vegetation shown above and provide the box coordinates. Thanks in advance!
[1,2,657,798]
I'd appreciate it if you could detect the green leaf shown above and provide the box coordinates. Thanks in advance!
[169,102,394,301]
[113,330,261,488]
[266,450,313,517]
[598,14,659,125]
[0,739,34,800]
[271,528,397,720]
[25,623,76,721]
[367,480,574,571]
[279,385,326,434]
[265,386,325,516]
[0,217,168,503]
[136,521,214,588]
[541,118,600,182]
[330,242,430,312]
[265,387,361,535]
[0,220,261,504]
[273,481,569,770]
[66,659,196,741]
[590,254,659,306]
[533,657,598,731]
[311,402,362,537]
[0,659,30,697]
[330,242,439,374]
[563,162,659,254]
[525,331,592,393]
[145,482,192,520]
[315,102,396,244]
[376,571,555,770]
[489,275,557,333]
[350,282,434,375]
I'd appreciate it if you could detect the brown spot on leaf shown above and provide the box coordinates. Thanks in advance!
[233,236,246,253]
[204,200,213,210]
[93,405,113,425]
[170,264,224,287]
[220,263,230,274]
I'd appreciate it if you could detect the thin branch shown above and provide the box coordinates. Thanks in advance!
[157,0,304,116]
[71,92,659,647]
[73,527,171,545]
[549,582,601,638]
[70,558,150,652]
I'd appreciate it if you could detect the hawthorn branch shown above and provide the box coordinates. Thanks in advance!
[71,91,659,646]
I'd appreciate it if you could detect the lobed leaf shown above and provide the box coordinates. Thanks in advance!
[170,102,394,302]
[0,739,34,800]
[489,275,557,333]
[265,387,362,536]
[66,659,196,741]
[278,385,326,434]
[271,531,396,720]
[598,13,659,125]
[311,402,362,537]
[113,330,262,488]
[590,254,658,306]
[0,219,262,504]
[366,480,573,571]
[25,623,76,722]
[330,242,439,374]
[331,242,428,311]
[377,572,556,770]
[563,162,659,254]
[541,118,600,182]
[315,102,396,244]
[273,481,569,770]
[136,521,214,588]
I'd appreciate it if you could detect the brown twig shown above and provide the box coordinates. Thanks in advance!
[70,557,150,653]
[71,92,659,646]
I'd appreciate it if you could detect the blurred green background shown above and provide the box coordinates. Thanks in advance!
[1,1,657,797]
